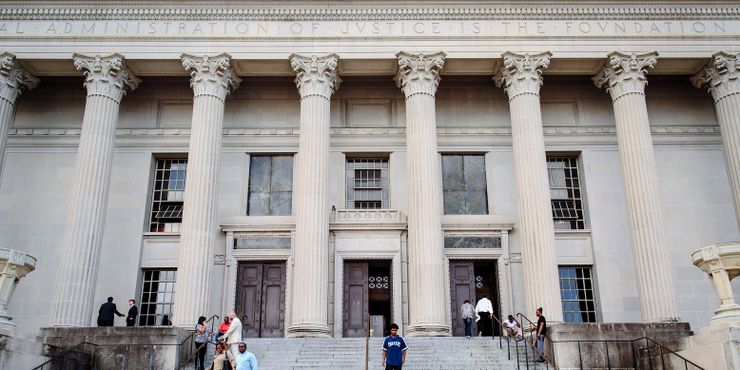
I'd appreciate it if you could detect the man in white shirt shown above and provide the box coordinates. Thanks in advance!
[222,312,243,358]
[475,294,494,336]
[503,314,522,340]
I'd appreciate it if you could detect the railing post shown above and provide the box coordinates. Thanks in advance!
[647,338,654,370]
[660,345,665,370]
[91,345,98,370]
[515,340,521,370]
[605,341,611,370]
[577,341,583,370]
[632,341,638,370]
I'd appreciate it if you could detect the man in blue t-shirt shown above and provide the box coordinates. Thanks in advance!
[381,323,407,370]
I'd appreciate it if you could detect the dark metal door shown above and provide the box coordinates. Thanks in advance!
[236,262,286,338]
[343,262,369,337]
[449,261,476,337]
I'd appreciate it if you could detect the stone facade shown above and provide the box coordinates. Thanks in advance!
[0,1,737,343]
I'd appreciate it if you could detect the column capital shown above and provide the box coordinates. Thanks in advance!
[0,52,39,104]
[593,51,658,101]
[182,53,241,101]
[290,53,341,100]
[394,51,446,99]
[494,51,552,100]
[691,51,740,103]
[73,53,140,103]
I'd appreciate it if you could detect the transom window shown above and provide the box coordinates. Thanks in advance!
[441,154,488,215]
[149,158,187,233]
[547,156,585,230]
[247,155,294,216]
[346,158,389,209]
[559,266,597,323]
[139,269,176,326]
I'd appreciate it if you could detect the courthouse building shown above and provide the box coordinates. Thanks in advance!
[0,0,738,343]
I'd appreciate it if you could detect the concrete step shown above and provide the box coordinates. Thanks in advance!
[224,337,520,370]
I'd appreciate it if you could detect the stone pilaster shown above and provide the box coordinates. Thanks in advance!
[287,54,339,337]
[0,53,38,180]
[50,54,139,326]
[691,52,740,229]
[593,51,680,322]
[172,54,240,327]
[494,51,563,322]
[395,51,450,336]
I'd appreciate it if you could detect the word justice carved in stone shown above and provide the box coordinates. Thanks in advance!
[0,20,734,38]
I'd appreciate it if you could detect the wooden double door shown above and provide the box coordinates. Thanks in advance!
[449,260,500,337]
[235,262,286,338]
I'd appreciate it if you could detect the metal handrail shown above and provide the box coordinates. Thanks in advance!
[517,313,553,369]
[178,314,222,368]
[549,336,705,370]
[31,341,98,370]
[489,312,513,360]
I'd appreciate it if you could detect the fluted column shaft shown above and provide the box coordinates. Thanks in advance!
[51,54,139,326]
[0,53,38,180]
[287,54,339,337]
[495,52,563,321]
[594,52,679,322]
[172,54,240,327]
[692,52,740,229]
[396,52,449,336]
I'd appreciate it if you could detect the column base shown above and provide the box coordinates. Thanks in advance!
[710,303,740,326]
[286,323,332,338]
[405,323,450,337]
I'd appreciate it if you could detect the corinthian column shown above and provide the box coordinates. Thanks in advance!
[691,52,740,229]
[494,52,563,322]
[172,54,240,327]
[287,54,340,337]
[0,53,38,179]
[395,52,450,336]
[51,54,139,326]
[593,51,679,322]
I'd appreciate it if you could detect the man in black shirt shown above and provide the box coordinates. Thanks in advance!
[533,307,547,362]
[97,297,124,326]
[126,299,138,327]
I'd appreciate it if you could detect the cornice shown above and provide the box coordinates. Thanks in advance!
[0,2,739,21]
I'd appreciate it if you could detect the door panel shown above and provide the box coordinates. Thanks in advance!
[260,263,286,338]
[449,261,476,337]
[343,262,369,337]
[236,262,286,338]
[237,263,262,338]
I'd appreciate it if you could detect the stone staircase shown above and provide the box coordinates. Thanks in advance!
[189,337,522,370]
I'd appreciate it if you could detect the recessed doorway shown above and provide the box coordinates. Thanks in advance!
[449,260,500,336]
[343,260,392,338]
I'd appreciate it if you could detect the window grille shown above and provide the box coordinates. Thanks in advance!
[346,158,389,209]
[547,156,585,229]
[149,159,187,232]
[441,154,488,215]
[559,266,597,323]
[139,269,176,326]
[247,155,294,216]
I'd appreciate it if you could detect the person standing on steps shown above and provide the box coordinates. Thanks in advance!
[126,299,138,327]
[235,341,259,370]
[195,316,211,370]
[532,307,547,363]
[475,293,494,337]
[97,297,124,326]
[211,342,236,370]
[381,323,407,370]
[222,312,243,359]
[460,299,475,338]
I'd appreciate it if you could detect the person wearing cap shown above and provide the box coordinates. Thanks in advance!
[235,341,259,370]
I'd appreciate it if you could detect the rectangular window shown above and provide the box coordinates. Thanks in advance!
[149,158,187,232]
[441,154,488,215]
[247,155,294,216]
[547,156,585,230]
[559,266,597,323]
[346,158,389,209]
[139,269,176,326]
